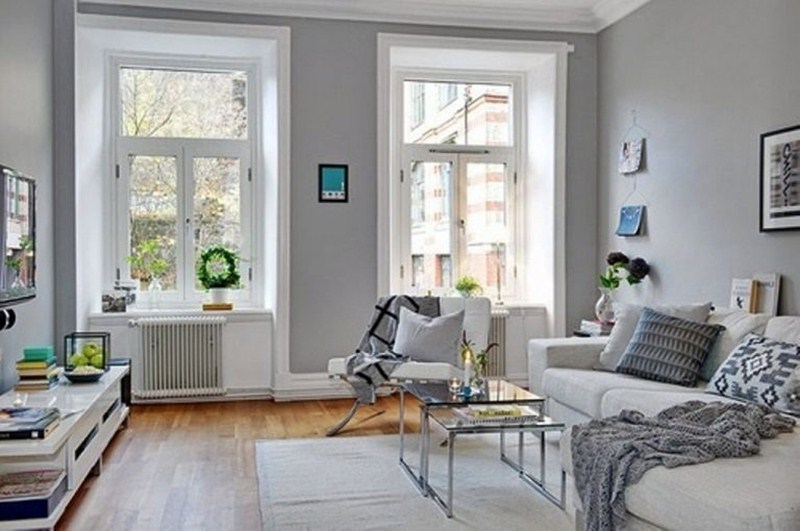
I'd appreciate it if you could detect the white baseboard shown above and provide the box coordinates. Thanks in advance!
[272,371,356,402]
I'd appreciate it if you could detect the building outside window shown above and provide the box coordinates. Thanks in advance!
[113,63,254,304]
[402,80,516,297]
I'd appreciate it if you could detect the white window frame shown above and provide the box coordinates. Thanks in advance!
[377,33,571,336]
[398,69,523,299]
[401,140,519,297]
[110,54,258,307]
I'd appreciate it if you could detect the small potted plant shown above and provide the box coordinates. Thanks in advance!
[197,245,241,303]
[126,238,169,291]
[455,275,482,298]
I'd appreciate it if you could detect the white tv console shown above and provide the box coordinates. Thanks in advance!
[0,366,129,530]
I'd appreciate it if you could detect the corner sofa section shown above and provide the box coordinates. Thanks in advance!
[529,326,800,530]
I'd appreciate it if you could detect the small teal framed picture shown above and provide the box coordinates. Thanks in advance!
[319,164,348,203]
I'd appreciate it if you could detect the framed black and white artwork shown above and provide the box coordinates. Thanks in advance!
[760,125,800,231]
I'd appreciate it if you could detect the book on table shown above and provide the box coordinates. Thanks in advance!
[0,469,68,521]
[21,346,55,362]
[0,407,61,440]
[15,357,57,370]
[453,404,542,425]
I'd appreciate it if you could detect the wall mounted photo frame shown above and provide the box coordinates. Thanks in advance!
[319,164,348,203]
[615,204,645,236]
[618,138,645,174]
[760,125,800,231]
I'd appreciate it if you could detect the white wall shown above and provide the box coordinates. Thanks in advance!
[0,1,55,393]
[598,0,800,314]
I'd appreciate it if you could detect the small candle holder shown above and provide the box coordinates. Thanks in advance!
[448,377,462,395]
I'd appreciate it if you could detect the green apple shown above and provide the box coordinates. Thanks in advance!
[82,342,102,358]
[70,353,88,367]
[90,354,104,369]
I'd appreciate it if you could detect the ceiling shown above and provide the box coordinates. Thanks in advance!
[91,0,653,33]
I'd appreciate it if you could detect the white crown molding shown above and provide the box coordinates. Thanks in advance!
[81,0,652,34]
[592,0,652,31]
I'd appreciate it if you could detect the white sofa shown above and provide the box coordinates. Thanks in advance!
[528,314,800,531]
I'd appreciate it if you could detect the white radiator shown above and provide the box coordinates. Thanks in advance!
[131,316,226,400]
[486,310,508,377]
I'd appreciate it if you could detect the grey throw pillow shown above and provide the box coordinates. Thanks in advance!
[597,302,713,371]
[615,307,725,387]
[707,333,800,414]
[393,307,464,364]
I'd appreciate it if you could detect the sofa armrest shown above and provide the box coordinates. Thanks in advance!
[527,337,608,395]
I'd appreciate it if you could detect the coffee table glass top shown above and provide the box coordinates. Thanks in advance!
[404,379,543,406]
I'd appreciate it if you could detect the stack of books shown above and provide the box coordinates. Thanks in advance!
[0,469,67,521]
[15,347,60,392]
[577,319,614,337]
[0,407,61,440]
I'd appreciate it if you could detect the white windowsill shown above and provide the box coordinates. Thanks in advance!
[88,307,272,325]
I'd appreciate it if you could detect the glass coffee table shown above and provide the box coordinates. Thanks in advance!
[398,379,565,518]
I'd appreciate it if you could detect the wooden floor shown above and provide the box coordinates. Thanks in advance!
[57,396,421,531]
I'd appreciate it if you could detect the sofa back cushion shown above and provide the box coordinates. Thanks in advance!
[764,316,800,344]
[615,307,725,386]
[707,333,800,414]
[597,302,713,371]
[700,308,771,381]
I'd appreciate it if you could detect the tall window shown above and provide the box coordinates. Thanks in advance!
[114,63,254,304]
[402,79,516,296]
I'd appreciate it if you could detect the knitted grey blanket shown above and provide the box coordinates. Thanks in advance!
[344,295,439,404]
[571,400,796,531]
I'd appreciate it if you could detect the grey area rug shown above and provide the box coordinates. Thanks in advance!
[256,433,571,530]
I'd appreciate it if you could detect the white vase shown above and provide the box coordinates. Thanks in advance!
[594,288,616,324]
[209,288,230,304]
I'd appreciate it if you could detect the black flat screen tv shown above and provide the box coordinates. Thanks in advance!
[0,164,36,307]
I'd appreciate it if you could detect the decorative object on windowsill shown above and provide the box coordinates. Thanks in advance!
[197,245,240,306]
[759,124,800,232]
[595,252,650,324]
[454,275,482,298]
[126,238,169,309]
[64,331,110,383]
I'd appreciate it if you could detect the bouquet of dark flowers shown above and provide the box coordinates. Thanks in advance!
[599,251,650,290]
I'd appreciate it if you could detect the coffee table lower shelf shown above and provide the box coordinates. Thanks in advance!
[397,383,566,518]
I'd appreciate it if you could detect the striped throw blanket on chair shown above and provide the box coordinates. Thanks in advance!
[344,295,440,404]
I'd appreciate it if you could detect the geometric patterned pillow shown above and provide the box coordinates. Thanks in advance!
[706,333,800,414]
[615,307,725,387]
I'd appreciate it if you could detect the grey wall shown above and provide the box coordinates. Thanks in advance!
[598,0,800,314]
[78,4,599,373]
[0,0,55,393]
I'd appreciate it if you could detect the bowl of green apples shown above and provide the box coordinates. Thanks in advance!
[64,341,106,383]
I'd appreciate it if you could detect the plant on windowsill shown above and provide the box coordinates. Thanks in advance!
[455,275,482,298]
[126,238,169,291]
[197,245,241,304]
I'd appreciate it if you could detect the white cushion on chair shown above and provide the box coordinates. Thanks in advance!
[327,357,460,380]
[328,296,491,381]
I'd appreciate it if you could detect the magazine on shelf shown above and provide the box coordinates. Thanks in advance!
[753,272,780,316]
[0,407,60,440]
[0,469,68,521]
[729,278,757,313]
[453,404,542,425]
